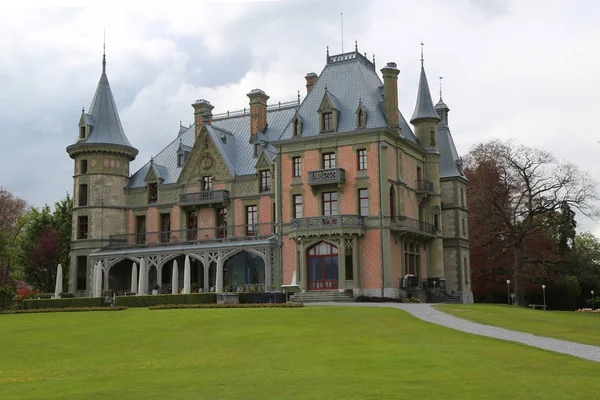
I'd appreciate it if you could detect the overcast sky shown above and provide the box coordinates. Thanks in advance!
[1,0,599,234]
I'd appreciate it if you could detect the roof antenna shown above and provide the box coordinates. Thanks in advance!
[439,76,444,100]
[102,28,106,74]
[340,12,344,53]
[420,37,424,68]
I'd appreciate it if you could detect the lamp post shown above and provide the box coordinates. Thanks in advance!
[506,279,511,305]
[592,290,595,310]
[542,284,546,309]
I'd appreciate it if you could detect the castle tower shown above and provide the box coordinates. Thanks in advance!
[410,60,444,280]
[435,94,473,302]
[65,49,138,294]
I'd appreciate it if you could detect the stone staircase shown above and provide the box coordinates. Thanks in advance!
[290,290,354,303]
[440,293,462,304]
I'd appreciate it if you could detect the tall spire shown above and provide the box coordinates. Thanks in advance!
[410,43,440,124]
[435,77,450,126]
[102,29,106,74]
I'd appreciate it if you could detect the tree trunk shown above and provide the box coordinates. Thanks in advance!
[513,240,525,306]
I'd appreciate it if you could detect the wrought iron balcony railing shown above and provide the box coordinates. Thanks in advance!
[415,180,434,194]
[179,190,230,205]
[391,216,437,235]
[291,215,364,231]
[307,168,346,186]
[105,223,274,249]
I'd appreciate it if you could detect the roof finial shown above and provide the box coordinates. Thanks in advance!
[340,13,344,53]
[297,90,300,104]
[150,155,154,164]
[102,28,106,74]
[420,37,424,68]
[355,40,358,52]
[439,76,444,100]
[81,106,85,113]
[179,119,182,128]
[372,53,375,68]
[326,45,329,58]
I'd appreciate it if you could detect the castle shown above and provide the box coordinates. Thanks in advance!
[65,44,472,303]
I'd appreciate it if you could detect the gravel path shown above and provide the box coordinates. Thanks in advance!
[307,302,600,363]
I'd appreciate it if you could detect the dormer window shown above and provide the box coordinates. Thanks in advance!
[148,182,158,204]
[322,112,333,132]
[79,126,86,139]
[177,154,183,167]
[318,90,340,133]
[292,114,303,137]
[356,101,367,129]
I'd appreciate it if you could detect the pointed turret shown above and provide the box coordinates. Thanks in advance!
[435,96,449,126]
[410,66,440,124]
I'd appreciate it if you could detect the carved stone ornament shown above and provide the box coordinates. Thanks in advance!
[201,153,214,170]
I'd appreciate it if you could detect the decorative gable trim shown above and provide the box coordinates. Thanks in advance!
[292,112,304,137]
[318,89,340,133]
[255,149,273,171]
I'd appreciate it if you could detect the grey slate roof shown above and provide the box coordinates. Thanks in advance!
[279,54,417,143]
[127,105,297,188]
[411,67,441,123]
[74,71,135,149]
[438,124,466,180]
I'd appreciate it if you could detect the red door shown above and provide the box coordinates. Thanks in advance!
[307,242,339,290]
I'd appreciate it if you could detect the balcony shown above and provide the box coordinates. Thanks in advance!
[415,180,434,194]
[289,214,365,238]
[179,190,229,206]
[390,216,437,238]
[105,223,275,249]
[308,168,346,188]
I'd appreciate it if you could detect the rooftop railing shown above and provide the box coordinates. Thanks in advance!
[179,190,229,205]
[291,215,364,231]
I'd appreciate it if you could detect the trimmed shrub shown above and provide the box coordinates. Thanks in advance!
[37,293,53,299]
[149,302,302,310]
[115,293,216,307]
[1,306,127,314]
[60,292,75,298]
[23,297,103,310]
[355,295,403,303]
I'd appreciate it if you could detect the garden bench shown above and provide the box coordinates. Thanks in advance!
[528,304,547,310]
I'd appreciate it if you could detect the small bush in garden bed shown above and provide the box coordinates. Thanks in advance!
[355,295,403,303]
[1,306,128,314]
[149,302,303,310]
[115,293,216,307]
[23,297,103,309]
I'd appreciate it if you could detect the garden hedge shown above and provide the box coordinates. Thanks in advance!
[23,297,104,310]
[115,293,216,307]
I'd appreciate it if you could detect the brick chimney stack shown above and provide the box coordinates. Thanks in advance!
[305,72,318,94]
[380,62,400,129]
[192,99,214,137]
[247,89,270,138]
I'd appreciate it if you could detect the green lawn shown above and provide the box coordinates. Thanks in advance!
[0,307,599,400]
[435,304,600,347]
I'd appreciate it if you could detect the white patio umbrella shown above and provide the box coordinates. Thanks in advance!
[183,255,191,294]
[139,258,147,295]
[130,262,138,294]
[172,260,179,294]
[54,264,63,299]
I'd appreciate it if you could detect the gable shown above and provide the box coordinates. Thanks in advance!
[177,124,233,185]
[255,150,273,171]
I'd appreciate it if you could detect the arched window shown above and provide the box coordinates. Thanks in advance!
[307,242,339,290]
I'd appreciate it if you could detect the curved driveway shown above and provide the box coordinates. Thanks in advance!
[307,302,600,363]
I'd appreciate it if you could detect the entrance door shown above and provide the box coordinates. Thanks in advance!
[307,242,339,290]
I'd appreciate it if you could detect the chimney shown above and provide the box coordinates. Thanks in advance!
[192,99,214,137]
[305,72,318,94]
[247,89,270,138]
[380,62,400,129]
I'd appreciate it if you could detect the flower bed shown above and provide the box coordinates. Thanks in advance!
[575,308,600,314]
[1,306,128,314]
[149,303,303,310]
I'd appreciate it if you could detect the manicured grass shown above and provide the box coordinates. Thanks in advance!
[435,304,600,347]
[1,307,599,400]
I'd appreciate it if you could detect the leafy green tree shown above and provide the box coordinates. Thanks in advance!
[0,188,28,287]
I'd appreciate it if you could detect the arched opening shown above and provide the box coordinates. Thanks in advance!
[389,186,396,219]
[307,241,339,290]
[108,260,133,296]
[223,251,265,292]
[160,255,203,293]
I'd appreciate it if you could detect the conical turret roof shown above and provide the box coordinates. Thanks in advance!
[410,66,440,124]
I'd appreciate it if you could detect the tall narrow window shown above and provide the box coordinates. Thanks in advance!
[462,218,466,236]
[389,186,396,219]
[77,216,88,239]
[177,154,183,167]
[293,195,303,219]
[260,170,271,192]
[464,256,469,284]
[461,188,465,207]
[357,149,367,171]
[359,189,369,216]
[79,126,85,139]
[148,183,158,204]
[357,110,363,128]
[80,159,88,174]
[76,256,87,291]
[246,205,258,236]
[322,192,338,216]
[187,210,197,241]
[322,112,333,132]
[322,152,336,169]
[136,216,146,244]
[434,214,439,232]
[216,208,227,238]
[202,175,213,191]
[79,184,88,206]
[160,213,171,243]
[345,253,354,281]
[293,157,302,177]
[429,130,436,146]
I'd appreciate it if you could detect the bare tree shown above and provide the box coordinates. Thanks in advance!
[465,139,598,306]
